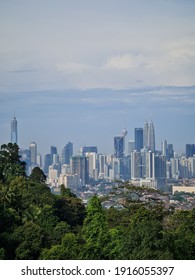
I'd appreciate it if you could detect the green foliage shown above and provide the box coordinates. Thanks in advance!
[54,194,86,227]
[0,248,5,259]
[1,142,195,260]
[29,167,46,183]
[40,233,79,260]
[0,143,26,183]
[13,222,45,260]
[81,196,110,259]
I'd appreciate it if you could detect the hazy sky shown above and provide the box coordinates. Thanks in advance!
[0,0,195,156]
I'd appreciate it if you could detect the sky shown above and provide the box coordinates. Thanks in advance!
[0,0,195,156]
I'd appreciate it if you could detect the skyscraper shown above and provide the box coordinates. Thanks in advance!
[167,144,174,161]
[134,128,143,151]
[186,144,195,158]
[29,142,37,165]
[131,151,142,179]
[161,140,167,157]
[128,140,135,155]
[145,151,155,179]
[80,146,97,157]
[114,136,125,158]
[11,116,17,144]
[50,146,57,164]
[114,129,127,158]
[71,155,88,186]
[44,154,51,175]
[62,142,73,164]
[148,120,155,152]
[143,121,149,148]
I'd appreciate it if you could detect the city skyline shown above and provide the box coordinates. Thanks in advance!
[6,114,194,158]
[0,1,195,156]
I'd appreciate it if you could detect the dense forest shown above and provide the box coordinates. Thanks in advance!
[0,143,195,260]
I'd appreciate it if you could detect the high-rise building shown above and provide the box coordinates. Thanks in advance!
[161,140,167,157]
[86,152,98,181]
[155,155,167,189]
[11,116,17,144]
[114,129,127,158]
[143,120,155,152]
[167,144,174,161]
[114,136,125,158]
[145,151,155,179]
[80,146,97,156]
[131,151,142,179]
[143,121,149,148]
[44,154,51,175]
[134,128,143,151]
[50,146,57,164]
[62,142,73,164]
[186,144,195,158]
[148,120,155,152]
[29,142,37,165]
[128,140,135,155]
[71,155,88,186]
[98,154,106,179]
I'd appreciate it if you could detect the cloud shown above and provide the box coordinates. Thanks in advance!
[7,69,38,74]
[56,62,91,74]
[103,53,147,70]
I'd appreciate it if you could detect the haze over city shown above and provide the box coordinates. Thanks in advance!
[0,0,195,156]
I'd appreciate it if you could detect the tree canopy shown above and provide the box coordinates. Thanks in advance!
[0,142,195,260]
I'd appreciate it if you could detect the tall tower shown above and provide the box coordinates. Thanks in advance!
[50,146,57,164]
[131,151,142,179]
[134,128,143,151]
[71,155,88,186]
[148,120,155,152]
[114,128,127,158]
[62,142,73,164]
[161,140,167,157]
[29,142,37,165]
[11,116,17,144]
[143,121,149,148]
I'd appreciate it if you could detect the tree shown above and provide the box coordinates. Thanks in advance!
[29,167,46,184]
[120,207,171,259]
[165,209,195,259]
[0,143,26,183]
[40,233,79,260]
[81,196,110,259]
[54,190,86,227]
[13,222,45,260]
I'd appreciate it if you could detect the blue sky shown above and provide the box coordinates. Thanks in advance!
[0,0,195,156]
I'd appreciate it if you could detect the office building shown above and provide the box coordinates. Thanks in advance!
[167,144,174,161]
[11,116,17,144]
[145,151,155,179]
[148,120,155,152]
[71,155,88,186]
[114,129,127,158]
[50,146,57,164]
[134,128,143,151]
[143,121,149,148]
[161,140,167,157]
[80,146,97,156]
[29,142,37,165]
[186,144,195,158]
[114,136,125,158]
[131,151,142,179]
[155,155,167,190]
[62,142,73,164]
[86,152,98,181]
[142,120,155,152]
[44,154,51,175]
[128,140,135,155]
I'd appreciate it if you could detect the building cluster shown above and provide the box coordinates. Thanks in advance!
[11,116,195,193]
